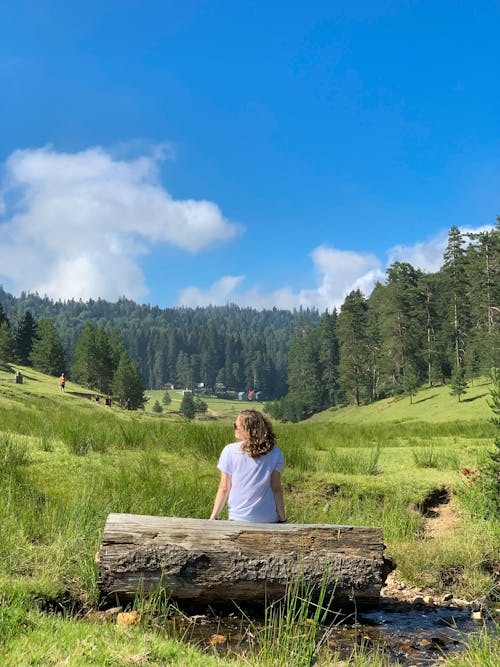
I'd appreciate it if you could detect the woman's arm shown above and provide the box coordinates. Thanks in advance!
[271,470,286,522]
[209,472,231,520]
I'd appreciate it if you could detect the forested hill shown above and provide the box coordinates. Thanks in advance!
[1,224,499,411]
[0,286,318,396]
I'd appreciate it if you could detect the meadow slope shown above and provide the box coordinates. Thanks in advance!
[0,365,498,666]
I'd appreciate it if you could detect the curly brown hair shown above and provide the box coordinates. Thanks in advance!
[238,409,276,459]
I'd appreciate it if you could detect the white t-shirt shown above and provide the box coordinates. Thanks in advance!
[217,441,284,522]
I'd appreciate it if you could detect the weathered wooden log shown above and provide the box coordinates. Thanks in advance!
[97,513,395,607]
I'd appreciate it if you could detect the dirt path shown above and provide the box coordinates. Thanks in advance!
[381,487,464,605]
[424,499,460,539]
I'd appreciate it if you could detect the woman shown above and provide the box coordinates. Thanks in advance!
[209,409,286,523]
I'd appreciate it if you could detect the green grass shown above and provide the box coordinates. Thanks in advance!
[0,365,498,665]
[312,377,493,423]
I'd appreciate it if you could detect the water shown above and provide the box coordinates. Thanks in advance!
[164,599,496,666]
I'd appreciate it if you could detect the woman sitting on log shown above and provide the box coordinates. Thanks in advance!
[209,409,286,523]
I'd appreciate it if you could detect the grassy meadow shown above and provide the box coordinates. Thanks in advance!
[0,365,498,665]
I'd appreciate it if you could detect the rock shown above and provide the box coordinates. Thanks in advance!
[423,596,434,605]
[208,634,227,645]
[471,610,484,621]
[116,611,140,626]
[413,596,425,605]
[442,593,453,602]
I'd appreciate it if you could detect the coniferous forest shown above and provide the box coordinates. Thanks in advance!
[0,223,498,419]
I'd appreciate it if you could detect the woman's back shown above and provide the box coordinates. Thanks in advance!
[218,441,284,522]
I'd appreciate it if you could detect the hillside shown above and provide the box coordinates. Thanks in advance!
[1,365,493,426]
[310,377,493,424]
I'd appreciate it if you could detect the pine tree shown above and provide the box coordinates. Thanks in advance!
[180,392,196,419]
[450,365,468,402]
[0,321,15,363]
[162,390,172,406]
[318,309,340,407]
[287,317,324,416]
[71,322,98,388]
[402,365,419,404]
[419,277,439,387]
[109,328,126,370]
[366,282,386,400]
[94,325,114,392]
[200,323,223,392]
[152,400,163,413]
[14,311,36,366]
[464,225,500,375]
[0,303,9,327]
[176,351,192,388]
[112,352,145,409]
[29,318,66,375]
[337,290,371,406]
[443,226,470,368]
[379,262,425,392]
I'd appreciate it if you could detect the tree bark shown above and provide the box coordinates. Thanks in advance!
[98,514,395,607]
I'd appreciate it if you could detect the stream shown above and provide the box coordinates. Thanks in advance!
[162,599,497,665]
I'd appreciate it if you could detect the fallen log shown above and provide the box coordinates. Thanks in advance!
[97,513,395,607]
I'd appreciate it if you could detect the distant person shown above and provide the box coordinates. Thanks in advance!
[210,409,286,523]
[105,395,111,407]
[124,398,131,410]
[59,373,65,392]
[15,370,23,384]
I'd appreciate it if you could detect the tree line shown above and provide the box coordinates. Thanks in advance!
[0,291,313,401]
[0,222,498,418]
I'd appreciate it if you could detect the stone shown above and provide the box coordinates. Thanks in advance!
[117,611,140,626]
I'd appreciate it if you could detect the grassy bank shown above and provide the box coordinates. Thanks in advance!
[0,366,498,665]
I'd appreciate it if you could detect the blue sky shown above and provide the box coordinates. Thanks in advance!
[0,0,498,311]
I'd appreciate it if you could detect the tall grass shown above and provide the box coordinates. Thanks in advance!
[445,622,500,667]
[327,445,381,475]
[0,433,31,471]
[241,574,337,667]
[412,445,460,470]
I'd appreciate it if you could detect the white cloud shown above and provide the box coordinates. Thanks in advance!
[0,145,241,301]
[178,245,384,311]
[1,146,494,312]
